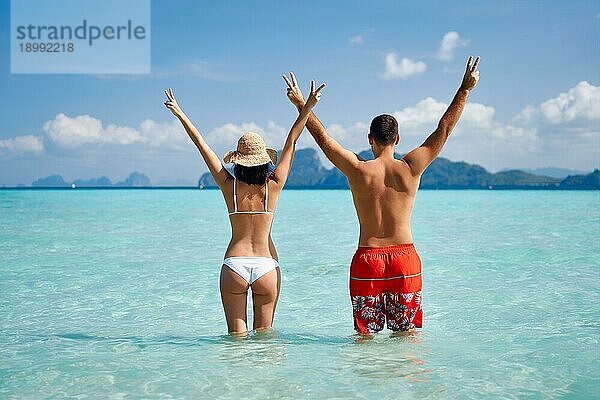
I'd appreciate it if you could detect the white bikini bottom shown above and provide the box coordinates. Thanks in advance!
[223,257,279,285]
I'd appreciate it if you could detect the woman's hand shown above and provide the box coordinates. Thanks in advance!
[164,88,184,118]
[460,56,480,91]
[303,80,326,111]
[282,72,306,107]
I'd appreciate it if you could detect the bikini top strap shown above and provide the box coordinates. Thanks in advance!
[264,180,268,212]
[233,178,238,212]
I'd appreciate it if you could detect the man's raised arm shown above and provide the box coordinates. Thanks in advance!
[403,56,480,177]
[283,72,363,174]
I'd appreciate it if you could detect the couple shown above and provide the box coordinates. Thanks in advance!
[164,56,480,335]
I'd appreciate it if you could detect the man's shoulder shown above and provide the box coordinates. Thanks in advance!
[357,157,411,173]
[349,159,413,183]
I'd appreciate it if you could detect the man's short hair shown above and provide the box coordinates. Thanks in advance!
[369,114,398,145]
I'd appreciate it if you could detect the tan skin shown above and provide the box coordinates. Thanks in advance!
[283,56,480,247]
[164,83,325,334]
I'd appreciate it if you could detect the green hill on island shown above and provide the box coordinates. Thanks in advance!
[198,148,598,190]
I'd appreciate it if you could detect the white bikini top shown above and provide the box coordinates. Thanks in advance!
[229,178,273,215]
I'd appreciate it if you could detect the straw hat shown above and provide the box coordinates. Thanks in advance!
[223,132,278,167]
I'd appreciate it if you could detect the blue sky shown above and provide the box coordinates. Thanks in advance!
[0,0,598,185]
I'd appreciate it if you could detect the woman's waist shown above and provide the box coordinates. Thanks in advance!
[225,239,277,260]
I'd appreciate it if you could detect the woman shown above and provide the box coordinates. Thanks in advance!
[163,80,325,334]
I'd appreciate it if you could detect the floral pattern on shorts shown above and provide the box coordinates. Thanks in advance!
[352,290,422,333]
[352,294,386,332]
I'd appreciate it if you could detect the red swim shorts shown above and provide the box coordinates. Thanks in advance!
[349,243,423,333]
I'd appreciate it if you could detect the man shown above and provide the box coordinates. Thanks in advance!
[283,56,480,334]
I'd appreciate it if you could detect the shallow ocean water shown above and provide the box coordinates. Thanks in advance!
[0,189,598,399]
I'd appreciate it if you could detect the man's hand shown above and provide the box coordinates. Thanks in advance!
[282,72,306,107]
[460,56,480,91]
[303,80,326,111]
[164,88,184,118]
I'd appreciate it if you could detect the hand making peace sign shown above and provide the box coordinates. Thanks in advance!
[304,79,326,110]
[163,88,183,118]
[282,72,304,107]
[461,56,480,91]
[282,72,325,110]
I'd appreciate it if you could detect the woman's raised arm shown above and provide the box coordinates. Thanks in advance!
[272,79,325,186]
[164,88,231,188]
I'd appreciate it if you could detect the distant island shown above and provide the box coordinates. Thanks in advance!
[519,167,591,179]
[29,172,151,188]
[4,149,598,190]
[198,148,599,190]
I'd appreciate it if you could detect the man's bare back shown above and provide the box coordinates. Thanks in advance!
[347,153,419,247]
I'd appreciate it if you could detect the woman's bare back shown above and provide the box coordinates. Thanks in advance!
[221,177,282,259]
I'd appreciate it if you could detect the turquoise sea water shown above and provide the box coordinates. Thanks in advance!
[0,189,598,399]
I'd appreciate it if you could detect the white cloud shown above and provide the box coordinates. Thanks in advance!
[394,97,540,152]
[0,135,44,156]
[389,96,540,160]
[461,102,496,129]
[205,122,268,144]
[437,31,469,61]
[540,81,600,123]
[40,114,304,156]
[393,97,447,130]
[381,54,427,80]
[512,104,537,124]
[43,113,142,148]
[322,122,368,148]
[511,81,600,149]
[42,113,189,150]
[490,125,540,152]
[393,97,496,133]
[505,81,600,164]
[139,119,188,149]
[204,120,290,153]
[326,124,347,139]
[349,35,364,45]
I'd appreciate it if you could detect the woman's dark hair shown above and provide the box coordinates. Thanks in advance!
[233,163,272,185]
